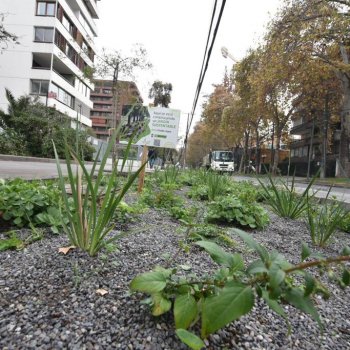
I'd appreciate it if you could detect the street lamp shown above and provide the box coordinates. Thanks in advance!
[221,46,238,63]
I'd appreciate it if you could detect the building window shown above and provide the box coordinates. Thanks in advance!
[77,79,89,97]
[30,80,49,95]
[50,83,75,108]
[36,1,55,16]
[34,27,54,42]
[103,89,112,94]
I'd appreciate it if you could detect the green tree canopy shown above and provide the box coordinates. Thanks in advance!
[149,81,173,108]
[0,89,94,160]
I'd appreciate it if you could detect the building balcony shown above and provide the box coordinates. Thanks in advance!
[290,136,322,149]
[54,19,94,68]
[83,0,100,19]
[52,46,93,90]
[290,119,314,135]
[51,71,93,109]
[70,0,99,34]
[58,0,97,52]
[40,97,92,127]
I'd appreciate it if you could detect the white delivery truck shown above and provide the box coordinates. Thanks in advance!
[203,150,235,172]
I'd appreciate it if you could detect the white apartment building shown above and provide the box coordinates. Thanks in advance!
[0,0,101,127]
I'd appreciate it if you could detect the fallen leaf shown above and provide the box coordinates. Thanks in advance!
[58,246,76,255]
[96,288,109,296]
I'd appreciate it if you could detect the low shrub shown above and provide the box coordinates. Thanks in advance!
[187,224,237,248]
[227,181,260,203]
[307,200,347,247]
[140,188,184,210]
[338,211,350,233]
[0,178,61,228]
[130,230,350,349]
[187,185,209,201]
[54,128,146,256]
[206,196,269,229]
[258,172,317,219]
[169,206,197,222]
[206,172,231,201]
[113,201,143,224]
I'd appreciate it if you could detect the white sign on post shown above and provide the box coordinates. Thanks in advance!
[120,106,180,149]
[147,107,180,148]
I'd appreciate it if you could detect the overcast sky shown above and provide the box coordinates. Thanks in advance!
[95,0,282,140]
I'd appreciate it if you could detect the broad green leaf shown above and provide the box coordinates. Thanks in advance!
[247,260,268,275]
[262,290,287,318]
[214,268,230,280]
[269,264,286,289]
[195,241,236,268]
[174,294,198,329]
[130,270,170,293]
[13,217,22,225]
[201,282,254,338]
[0,236,23,251]
[301,242,310,261]
[304,272,316,296]
[175,329,205,350]
[151,293,172,316]
[342,269,350,286]
[284,288,322,328]
[230,253,245,272]
[341,246,350,256]
[232,229,269,262]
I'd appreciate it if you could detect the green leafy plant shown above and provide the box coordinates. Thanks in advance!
[206,196,269,229]
[140,187,184,210]
[186,224,237,248]
[307,199,347,247]
[179,169,201,187]
[130,229,350,349]
[338,211,350,233]
[162,165,180,186]
[0,231,23,251]
[227,180,260,203]
[35,207,69,234]
[169,206,197,222]
[187,185,208,201]
[206,172,230,201]
[113,201,143,224]
[53,128,146,256]
[258,172,318,219]
[0,178,61,227]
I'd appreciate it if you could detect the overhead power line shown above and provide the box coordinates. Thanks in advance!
[185,0,227,148]
[180,0,227,165]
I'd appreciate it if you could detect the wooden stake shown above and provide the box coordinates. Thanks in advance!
[138,145,148,194]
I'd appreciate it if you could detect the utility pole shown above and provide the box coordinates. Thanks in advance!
[183,113,190,168]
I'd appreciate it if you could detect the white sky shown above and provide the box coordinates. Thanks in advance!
[95,0,282,141]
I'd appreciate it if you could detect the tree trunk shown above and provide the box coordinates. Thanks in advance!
[243,130,250,174]
[255,129,261,174]
[272,123,282,175]
[239,131,249,173]
[338,45,350,176]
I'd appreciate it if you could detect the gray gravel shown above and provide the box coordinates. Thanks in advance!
[0,203,350,349]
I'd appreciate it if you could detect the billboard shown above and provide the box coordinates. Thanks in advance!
[120,105,180,149]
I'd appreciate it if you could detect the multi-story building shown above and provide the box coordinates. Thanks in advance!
[0,0,101,127]
[289,109,341,177]
[90,79,143,140]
